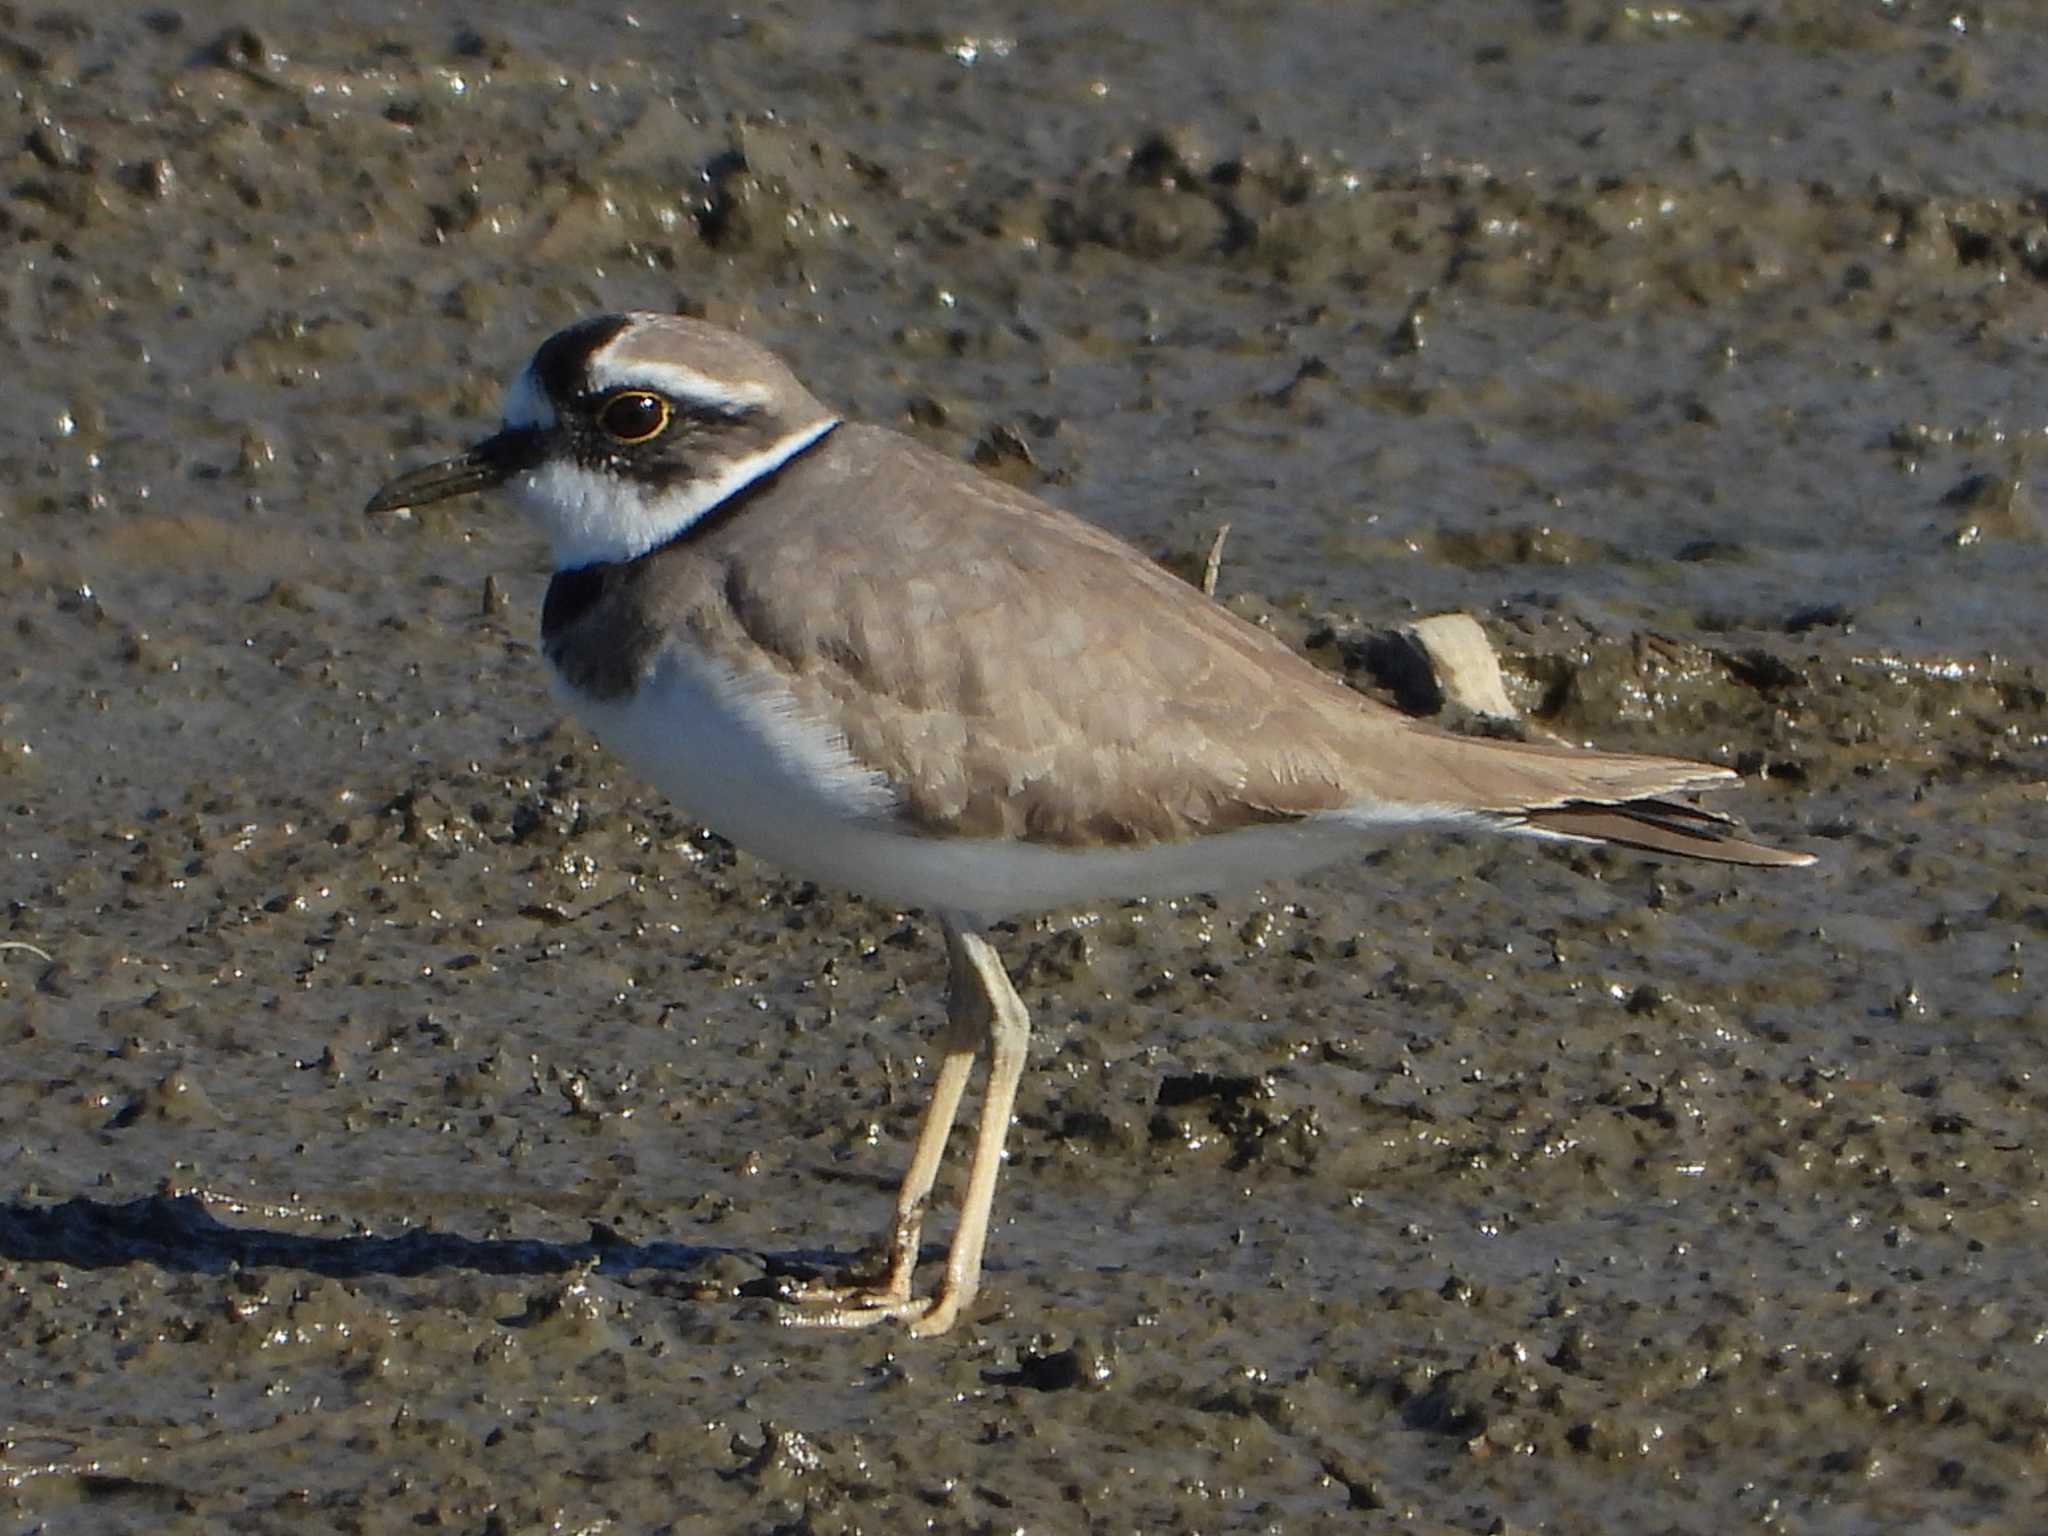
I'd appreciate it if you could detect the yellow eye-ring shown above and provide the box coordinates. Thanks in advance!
[597,390,671,444]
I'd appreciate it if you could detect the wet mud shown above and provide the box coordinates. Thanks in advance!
[3,2,2045,1531]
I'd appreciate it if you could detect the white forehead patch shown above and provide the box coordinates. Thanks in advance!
[500,363,557,431]
[585,357,774,414]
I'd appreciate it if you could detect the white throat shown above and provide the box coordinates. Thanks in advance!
[509,418,839,570]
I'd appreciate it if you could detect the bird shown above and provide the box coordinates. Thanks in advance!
[365,311,1812,1336]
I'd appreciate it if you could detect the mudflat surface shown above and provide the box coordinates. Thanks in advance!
[3,3,2045,1532]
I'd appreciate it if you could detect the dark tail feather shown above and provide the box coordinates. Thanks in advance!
[1521,799,1815,868]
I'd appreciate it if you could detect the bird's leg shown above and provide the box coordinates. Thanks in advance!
[786,967,980,1307]
[784,923,1030,1335]
[905,927,1030,1335]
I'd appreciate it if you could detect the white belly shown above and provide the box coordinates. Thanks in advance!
[558,645,1391,926]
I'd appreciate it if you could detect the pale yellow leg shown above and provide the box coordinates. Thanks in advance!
[784,924,1030,1335]
[785,1004,978,1307]
[907,928,1030,1334]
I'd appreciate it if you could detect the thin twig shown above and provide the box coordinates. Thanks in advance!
[1201,522,1232,598]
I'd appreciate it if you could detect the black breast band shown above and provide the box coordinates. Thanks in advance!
[541,563,611,643]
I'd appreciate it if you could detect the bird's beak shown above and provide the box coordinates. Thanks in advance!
[365,427,545,514]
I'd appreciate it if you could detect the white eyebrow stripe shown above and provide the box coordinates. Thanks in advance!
[500,363,557,430]
[584,357,773,413]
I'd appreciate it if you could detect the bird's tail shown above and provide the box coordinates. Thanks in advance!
[1516,798,1815,867]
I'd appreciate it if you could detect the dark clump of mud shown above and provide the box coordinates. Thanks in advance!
[3,3,2045,1531]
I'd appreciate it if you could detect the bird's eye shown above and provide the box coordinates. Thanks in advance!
[597,390,671,444]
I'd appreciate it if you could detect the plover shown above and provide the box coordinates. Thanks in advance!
[366,312,1811,1336]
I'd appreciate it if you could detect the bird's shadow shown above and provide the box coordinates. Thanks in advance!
[0,1194,842,1286]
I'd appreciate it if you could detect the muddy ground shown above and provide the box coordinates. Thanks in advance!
[2,2,2045,1532]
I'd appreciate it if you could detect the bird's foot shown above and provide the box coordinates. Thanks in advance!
[774,1208,955,1327]
[779,1279,972,1337]
[776,1270,903,1308]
